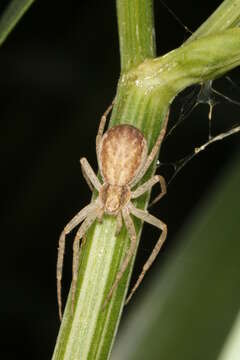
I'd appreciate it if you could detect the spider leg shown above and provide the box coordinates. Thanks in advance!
[80,160,93,191]
[96,102,114,161]
[57,201,98,320]
[79,230,88,256]
[72,212,97,315]
[103,207,136,308]
[80,157,101,191]
[131,110,169,187]
[75,232,88,277]
[131,175,166,205]
[115,212,123,235]
[125,202,167,304]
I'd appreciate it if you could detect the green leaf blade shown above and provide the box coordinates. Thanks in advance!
[0,0,35,47]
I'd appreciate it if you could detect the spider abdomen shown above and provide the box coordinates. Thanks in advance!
[99,124,147,186]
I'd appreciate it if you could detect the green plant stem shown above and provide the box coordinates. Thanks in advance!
[53,1,160,359]
[0,0,35,46]
[116,0,156,71]
[186,0,240,43]
[128,29,240,100]
[52,2,240,360]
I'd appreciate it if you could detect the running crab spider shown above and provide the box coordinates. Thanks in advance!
[57,104,169,320]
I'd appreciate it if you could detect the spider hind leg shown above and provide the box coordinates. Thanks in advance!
[125,203,167,304]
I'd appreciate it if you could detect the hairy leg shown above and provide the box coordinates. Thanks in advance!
[131,111,169,187]
[131,175,166,205]
[115,212,123,235]
[72,213,97,315]
[80,157,101,192]
[103,207,137,308]
[96,102,114,161]
[78,156,100,273]
[80,160,93,191]
[57,201,98,320]
[125,202,167,304]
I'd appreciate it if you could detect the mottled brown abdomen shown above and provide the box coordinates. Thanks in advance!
[99,124,147,186]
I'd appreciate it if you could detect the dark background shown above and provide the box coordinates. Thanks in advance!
[0,1,239,359]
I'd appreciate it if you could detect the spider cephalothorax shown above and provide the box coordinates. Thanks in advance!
[57,104,169,320]
[100,184,131,215]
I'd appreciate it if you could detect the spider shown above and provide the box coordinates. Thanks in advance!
[57,104,169,320]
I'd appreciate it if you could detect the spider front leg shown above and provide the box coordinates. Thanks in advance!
[80,157,101,191]
[115,212,122,235]
[125,202,167,304]
[131,174,166,203]
[80,160,93,191]
[103,207,137,308]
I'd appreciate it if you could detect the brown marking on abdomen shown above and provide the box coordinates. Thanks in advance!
[100,125,147,186]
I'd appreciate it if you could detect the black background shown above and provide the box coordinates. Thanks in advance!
[0,1,239,359]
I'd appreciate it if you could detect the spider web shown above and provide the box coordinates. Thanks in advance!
[157,77,240,188]
[157,0,192,36]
